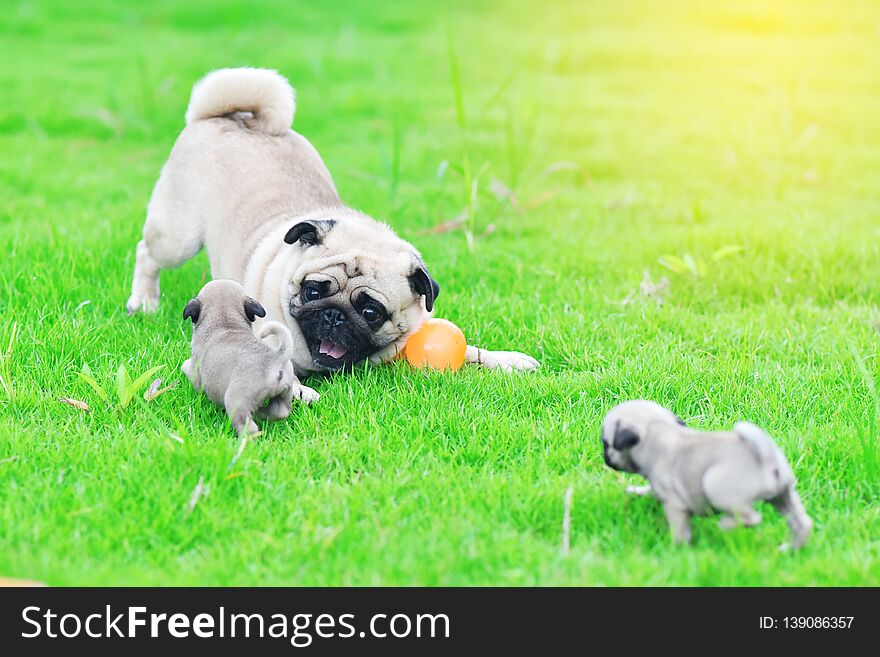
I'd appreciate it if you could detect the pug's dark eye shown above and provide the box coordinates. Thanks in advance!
[361,305,382,325]
[354,293,388,328]
[301,282,323,303]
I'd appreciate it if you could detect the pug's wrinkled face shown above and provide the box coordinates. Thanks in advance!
[284,219,439,372]
[600,400,686,473]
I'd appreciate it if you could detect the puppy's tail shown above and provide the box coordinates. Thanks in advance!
[735,422,812,548]
[257,321,295,362]
[185,67,295,136]
[734,421,795,488]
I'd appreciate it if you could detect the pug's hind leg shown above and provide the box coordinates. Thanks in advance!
[224,386,260,436]
[663,503,692,545]
[126,191,203,315]
[126,239,163,314]
[770,485,813,550]
[257,394,291,421]
[223,401,259,435]
[229,408,259,436]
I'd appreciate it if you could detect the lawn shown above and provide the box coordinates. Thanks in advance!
[1,0,878,585]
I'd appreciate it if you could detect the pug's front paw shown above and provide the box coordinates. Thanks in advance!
[466,347,540,373]
[293,384,320,405]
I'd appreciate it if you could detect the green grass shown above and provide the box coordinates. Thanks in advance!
[1,0,879,585]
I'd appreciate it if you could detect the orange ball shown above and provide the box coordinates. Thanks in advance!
[404,318,467,371]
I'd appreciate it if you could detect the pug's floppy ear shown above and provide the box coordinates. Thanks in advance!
[243,298,266,323]
[613,427,640,450]
[408,265,440,312]
[183,298,201,323]
[284,219,337,246]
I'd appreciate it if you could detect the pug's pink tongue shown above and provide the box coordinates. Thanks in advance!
[319,340,348,359]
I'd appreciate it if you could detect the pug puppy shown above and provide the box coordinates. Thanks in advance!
[126,67,539,378]
[182,279,319,435]
[601,400,812,549]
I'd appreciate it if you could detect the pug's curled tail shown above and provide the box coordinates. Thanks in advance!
[736,422,812,548]
[257,321,295,362]
[185,67,295,136]
[734,422,795,488]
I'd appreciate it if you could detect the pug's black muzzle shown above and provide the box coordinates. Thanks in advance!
[603,448,621,471]
[291,302,377,371]
[321,307,346,329]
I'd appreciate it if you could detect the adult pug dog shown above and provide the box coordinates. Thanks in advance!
[127,67,538,397]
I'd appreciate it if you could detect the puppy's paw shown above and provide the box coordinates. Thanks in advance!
[235,417,260,436]
[257,398,291,421]
[719,510,762,531]
[466,347,540,373]
[626,484,653,496]
[778,536,809,552]
[293,384,320,405]
[718,515,738,531]
[789,519,813,551]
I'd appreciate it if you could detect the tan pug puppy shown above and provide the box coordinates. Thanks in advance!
[601,400,812,549]
[182,280,319,435]
[127,67,539,377]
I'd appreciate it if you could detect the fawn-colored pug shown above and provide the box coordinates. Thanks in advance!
[601,400,812,549]
[127,67,539,378]
[182,279,318,435]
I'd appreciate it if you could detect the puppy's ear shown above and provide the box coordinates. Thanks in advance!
[284,219,336,246]
[409,265,440,313]
[183,298,201,323]
[613,427,640,450]
[243,298,266,323]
